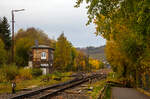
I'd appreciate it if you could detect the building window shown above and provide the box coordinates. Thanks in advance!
[41,52,46,59]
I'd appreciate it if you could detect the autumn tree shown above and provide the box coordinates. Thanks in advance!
[0,39,7,66]
[75,0,150,86]
[15,38,33,66]
[74,51,86,71]
[89,58,104,70]
[89,59,99,70]
[69,47,78,71]
[54,33,72,71]
[15,28,54,66]
[15,28,54,46]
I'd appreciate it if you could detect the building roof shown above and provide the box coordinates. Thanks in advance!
[31,45,54,50]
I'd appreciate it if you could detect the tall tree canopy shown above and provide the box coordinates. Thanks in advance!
[15,28,53,46]
[76,0,150,85]
[54,33,72,71]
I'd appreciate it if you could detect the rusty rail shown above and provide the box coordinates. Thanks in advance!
[10,73,106,99]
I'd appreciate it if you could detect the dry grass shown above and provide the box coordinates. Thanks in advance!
[87,80,106,99]
[0,72,72,93]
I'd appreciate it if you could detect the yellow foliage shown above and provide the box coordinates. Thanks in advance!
[80,60,86,69]
[0,39,7,65]
[89,59,100,69]
[74,51,87,71]
[54,33,72,70]
[105,40,131,77]
[16,68,32,82]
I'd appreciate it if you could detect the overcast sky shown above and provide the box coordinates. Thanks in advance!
[0,0,106,47]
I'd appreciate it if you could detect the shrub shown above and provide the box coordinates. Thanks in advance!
[31,68,42,77]
[17,68,32,81]
[53,71,61,77]
[40,74,51,82]
[0,39,7,66]
[0,64,19,82]
[0,70,7,82]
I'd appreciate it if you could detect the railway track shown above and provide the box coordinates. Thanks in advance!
[10,73,106,99]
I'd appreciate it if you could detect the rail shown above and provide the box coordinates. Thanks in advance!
[10,73,107,99]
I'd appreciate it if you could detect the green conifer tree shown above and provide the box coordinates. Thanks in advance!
[0,17,11,50]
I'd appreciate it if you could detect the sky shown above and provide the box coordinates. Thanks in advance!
[0,0,106,47]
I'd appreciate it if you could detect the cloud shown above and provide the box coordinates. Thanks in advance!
[0,0,106,47]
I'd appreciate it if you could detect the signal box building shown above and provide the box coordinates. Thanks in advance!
[29,45,54,75]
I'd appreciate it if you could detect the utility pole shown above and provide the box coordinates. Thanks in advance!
[11,9,25,63]
[11,10,14,63]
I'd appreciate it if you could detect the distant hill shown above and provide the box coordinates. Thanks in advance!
[77,46,106,61]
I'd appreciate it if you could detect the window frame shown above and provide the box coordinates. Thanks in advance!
[41,52,46,59]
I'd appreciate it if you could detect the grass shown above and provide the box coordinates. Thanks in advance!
[106,71,120,82]
[103,86,111,99]
[86,71,119,99]
[87,80,106,99]
[0,72,72,93]
[0,82,12,93]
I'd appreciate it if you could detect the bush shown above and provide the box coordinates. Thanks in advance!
[31,68,42,77]
[0,64,19,82]
[40,74,51,82]
[0,70,7,82]
[53,71,61,77]
[16,68,32,81]
[0,39,7,66]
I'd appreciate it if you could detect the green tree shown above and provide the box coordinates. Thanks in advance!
[0,17,11,50]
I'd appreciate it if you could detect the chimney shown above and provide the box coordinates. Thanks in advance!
[35,40,39,48]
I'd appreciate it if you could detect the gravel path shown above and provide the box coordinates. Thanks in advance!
[112,87,150,99]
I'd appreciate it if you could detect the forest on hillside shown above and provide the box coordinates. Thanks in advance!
[77,46,106,61]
